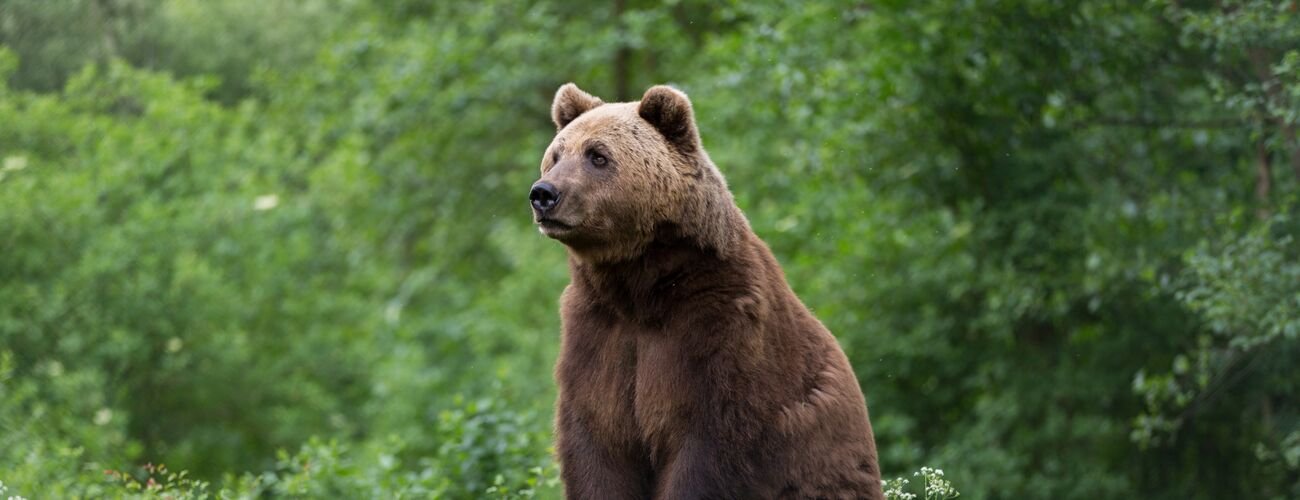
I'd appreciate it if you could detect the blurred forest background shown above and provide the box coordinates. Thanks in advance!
[1,0,1298,498]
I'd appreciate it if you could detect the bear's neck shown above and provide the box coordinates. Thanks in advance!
[676,176,749,261]
[568,224,756,327]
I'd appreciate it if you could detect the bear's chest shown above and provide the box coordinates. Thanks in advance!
[558,320,692,464]
[631,333,695,464]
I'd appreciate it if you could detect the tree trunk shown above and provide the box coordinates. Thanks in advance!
[1286,127,1300,180]
[1256,135,1272,220]
[1248,48,1300,180]
[613,0,631,102]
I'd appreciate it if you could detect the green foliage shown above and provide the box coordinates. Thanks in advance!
[1,1,1298,498]
[222,396,556,498]
[0,0,343,101]
[102,463,211,499]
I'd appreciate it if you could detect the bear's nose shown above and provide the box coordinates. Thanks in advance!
[530,182,561,213]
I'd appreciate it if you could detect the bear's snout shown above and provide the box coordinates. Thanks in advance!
[530,181,561,214]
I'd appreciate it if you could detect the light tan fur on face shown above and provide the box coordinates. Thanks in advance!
[535,85,747,264]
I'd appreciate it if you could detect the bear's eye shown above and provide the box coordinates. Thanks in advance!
[588,151,608,168]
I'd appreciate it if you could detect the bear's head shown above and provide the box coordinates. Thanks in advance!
[530,83,743,263]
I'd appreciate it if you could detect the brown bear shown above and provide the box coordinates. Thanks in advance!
[529,83,883,500]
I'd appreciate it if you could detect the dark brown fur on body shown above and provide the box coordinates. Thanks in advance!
[535,84,882,499]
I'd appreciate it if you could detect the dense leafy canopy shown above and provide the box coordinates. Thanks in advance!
[1,1,1297,498]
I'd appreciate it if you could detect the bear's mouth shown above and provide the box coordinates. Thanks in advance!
[537,218,575,237]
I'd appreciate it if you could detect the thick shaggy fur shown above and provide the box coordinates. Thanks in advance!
[534,83,883,499]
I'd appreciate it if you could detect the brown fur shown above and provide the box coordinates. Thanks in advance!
[533,83,883,499]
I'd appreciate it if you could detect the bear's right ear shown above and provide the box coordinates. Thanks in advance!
[552,83,603,130]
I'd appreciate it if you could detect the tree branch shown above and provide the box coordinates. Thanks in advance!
[1072,116,1247,130]
[1248,47,1300,179]
[1257,132,1272,220]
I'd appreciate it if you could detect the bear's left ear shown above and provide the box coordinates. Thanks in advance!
[552,83,603,130]
[638,85,700,153]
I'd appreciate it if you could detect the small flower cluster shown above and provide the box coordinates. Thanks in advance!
[883,466,960,500]
[882,476,917,500]
[915,467,959,499]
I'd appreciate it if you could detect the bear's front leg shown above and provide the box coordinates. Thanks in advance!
[556,406,651,500]
[653,433,752,500]
[638,331,765,499]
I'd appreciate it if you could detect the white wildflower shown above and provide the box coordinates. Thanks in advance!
[883,476,916,500]
[94,408,113,426]
[253,194,280,211]
[888,466,959,500]
[2,156,26,172]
